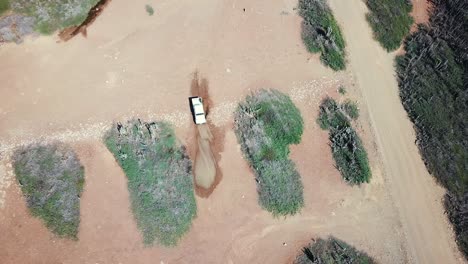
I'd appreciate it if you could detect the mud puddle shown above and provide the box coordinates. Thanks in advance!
[189,72,225,198]
[59,0,112,41]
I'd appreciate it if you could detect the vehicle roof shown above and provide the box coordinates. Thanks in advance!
[193,104,204,114]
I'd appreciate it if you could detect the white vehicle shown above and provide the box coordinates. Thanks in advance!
[189,96,207,124]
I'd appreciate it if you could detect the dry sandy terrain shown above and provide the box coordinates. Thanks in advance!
[0,0,462,263]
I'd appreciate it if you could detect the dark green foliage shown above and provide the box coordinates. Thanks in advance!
[342,100,359,120]
[11,0,100,34]
[294,237,376,264]
[104,120,196,246]
[396,0,468,257]
[145,4,154,16]
[318,98,371,185]
[365,0,413,51]
[0,0,9,16]
[298,0,346,71]
[234,89,304,216]
[13,143,84,239]
[338,86,346,95]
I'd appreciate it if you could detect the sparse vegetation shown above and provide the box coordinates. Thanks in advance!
[365,0,414,51]
[318,98,371,184]
[145,4,154,16]
[6,0,99,34]
[234,89,304,216]
[298,0,346,71]
[396,0,468,257]
[342,100,359,120]
[13,143,84,239]
[294,237,376,264]
[104,119,196,246]
[338,86,346,95]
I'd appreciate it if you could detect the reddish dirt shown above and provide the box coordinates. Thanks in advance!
[0,0,460,263]
[411,0,431,30]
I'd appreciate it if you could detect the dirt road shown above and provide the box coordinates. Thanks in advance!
[329,0,462,263]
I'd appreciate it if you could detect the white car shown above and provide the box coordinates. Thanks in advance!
[189,96,207,124]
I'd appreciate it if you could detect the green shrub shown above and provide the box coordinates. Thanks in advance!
[338,86,346,95]
[104,119,196,246]
[298,0,346,71]
[0,0,10,16]
[318,98,371,184]
[365,0,413,51]
[13,143,84,239]
[396,0,468,257]
[145,4,154,16]
[234,89,304,216]
[294,237,376,264]
[342,100,359,120]
[11,0,100,34]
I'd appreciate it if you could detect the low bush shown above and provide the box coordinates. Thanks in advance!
[365,0,413,51]
[298,0,346,71]
[294,237,376,264]
[338,86,346,95]
[342,100,359,120]
[0,0,9,16]
[234,89,304,216]
[318,98,371,184]
[104,119,196,246]
[10,0,100,34]
[13,143,84,239]
[145,4,154,16]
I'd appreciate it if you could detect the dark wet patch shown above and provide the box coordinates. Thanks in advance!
[58,0,111,41]
[188,71,225,198]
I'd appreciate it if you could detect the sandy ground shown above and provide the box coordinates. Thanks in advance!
[0,0,461,263]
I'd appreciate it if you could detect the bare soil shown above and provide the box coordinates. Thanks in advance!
[0,0,461,263]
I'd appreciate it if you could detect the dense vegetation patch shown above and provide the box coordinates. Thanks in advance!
[294,237,376,264]
[365,0,413,51]
[318,98,371,185]
[396,0,468,257]
[298,0,346,71]
[13,143,84,239]
[0,0,9,16]
[104,119,196,246]
[1,0,99,34]
[234,89,304,216]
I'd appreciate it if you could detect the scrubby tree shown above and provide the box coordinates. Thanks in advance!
[294,237,376,264]
[318,98,371,185]
[234,89,304,216]
[105,120,197,246]
[13,143,84,239]
[365,0,413,51]
[298,0,346,70]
